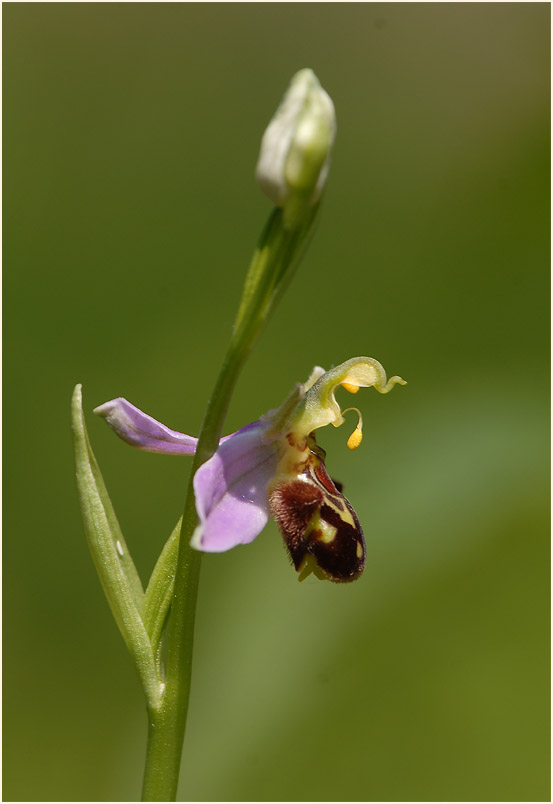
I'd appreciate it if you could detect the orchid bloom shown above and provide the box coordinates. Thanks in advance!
[95,357,405,583]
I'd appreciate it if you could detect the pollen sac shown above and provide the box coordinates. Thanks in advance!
[269,439,366,583]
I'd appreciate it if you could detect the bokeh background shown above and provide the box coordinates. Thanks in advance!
[3,3,550,801]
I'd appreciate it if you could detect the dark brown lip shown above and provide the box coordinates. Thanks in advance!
[269,435,365,583]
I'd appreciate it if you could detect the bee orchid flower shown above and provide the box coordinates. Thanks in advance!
[95,357,405,583]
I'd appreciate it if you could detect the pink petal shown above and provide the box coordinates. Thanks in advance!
[94,398,199,455]
[192,423,279,552]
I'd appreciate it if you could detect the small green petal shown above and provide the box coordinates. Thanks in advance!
[291,356,406,435]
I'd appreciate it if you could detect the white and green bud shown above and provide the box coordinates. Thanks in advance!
[256,68,336,226]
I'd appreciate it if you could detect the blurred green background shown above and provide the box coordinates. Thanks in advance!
[3,3,550,801]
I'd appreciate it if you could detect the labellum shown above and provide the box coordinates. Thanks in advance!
[269,436,366,583]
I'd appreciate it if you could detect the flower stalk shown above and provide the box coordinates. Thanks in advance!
[73,68,367,802]
[141,69,333,794]
[141,197,322,801]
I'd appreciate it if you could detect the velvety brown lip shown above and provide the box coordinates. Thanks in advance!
[269,436,365,583]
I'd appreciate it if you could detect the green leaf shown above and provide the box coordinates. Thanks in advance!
[143,518,180,675]
[72,384,161,706]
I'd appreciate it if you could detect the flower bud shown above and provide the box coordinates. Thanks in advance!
[256,69,336,224]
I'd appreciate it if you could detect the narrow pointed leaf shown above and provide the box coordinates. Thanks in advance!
[143,518,180,673]
[72,384,160,706]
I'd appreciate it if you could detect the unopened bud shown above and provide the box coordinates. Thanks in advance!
[256,69,336,225]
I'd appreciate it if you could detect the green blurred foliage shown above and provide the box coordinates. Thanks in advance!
[3,4,549,801]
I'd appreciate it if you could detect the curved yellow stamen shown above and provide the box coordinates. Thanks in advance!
[342,407,363,450]
[341,381,359,394]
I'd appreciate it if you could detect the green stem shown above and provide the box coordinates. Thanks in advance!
[141,345,245,802]
[141,204,321,801]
